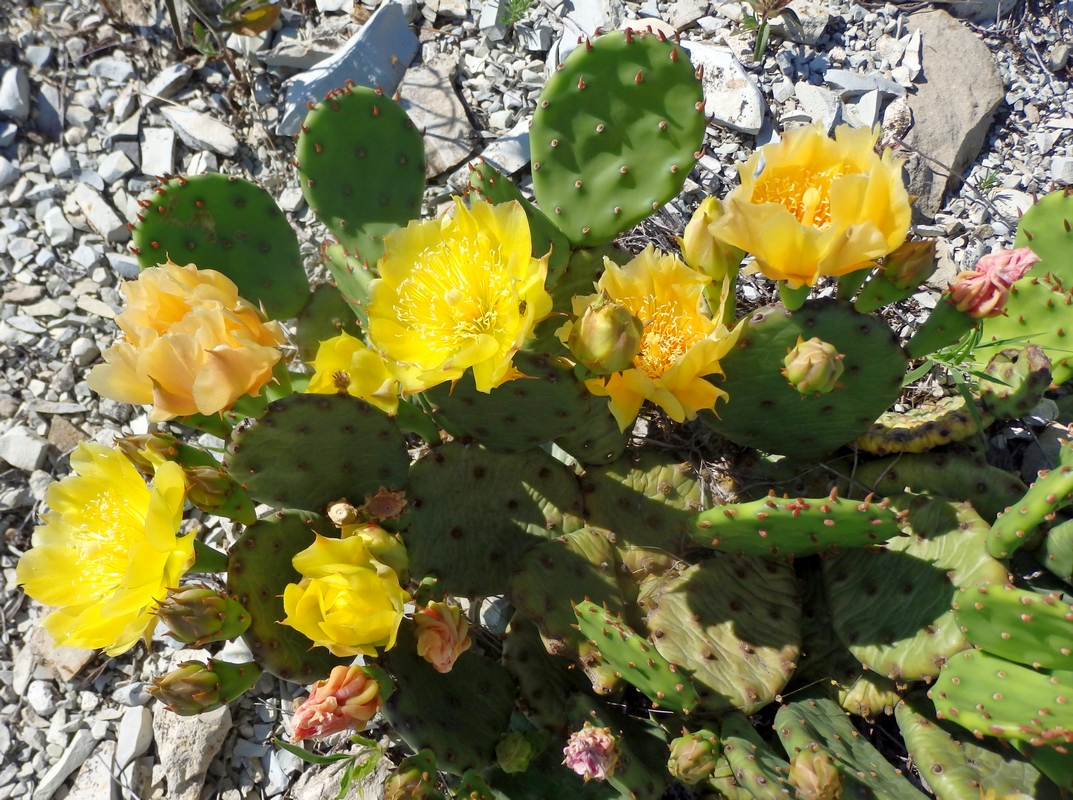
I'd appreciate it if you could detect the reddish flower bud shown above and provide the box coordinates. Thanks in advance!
[291,665,382,742]
[948,246,1040,318]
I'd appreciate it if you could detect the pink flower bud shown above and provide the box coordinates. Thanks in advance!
[291,665,382,742]
[414,602,471,674]
[948,247,1040,318]
[563,723,620,782]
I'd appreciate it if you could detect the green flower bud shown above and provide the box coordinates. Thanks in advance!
[881,239,937,290]
[679,196,744,282]
[114,432,181,473]
[567,292,644,376]
[184,466,238,513]
[149,659,262,716]
[782,336,845,395]
[154,584,251,646]
[495,729,547,774]
[667,728,720,785]
[385,749,437,800]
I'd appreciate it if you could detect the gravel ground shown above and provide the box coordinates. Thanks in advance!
[0,0,1071,796]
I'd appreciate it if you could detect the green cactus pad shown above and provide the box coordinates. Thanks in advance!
[824,497,1008,681]
[834,452,1027,524]
[321,242,373,327]
[406,442,584,596]
[703,300,907,461]
[979,345,1052,421]
[226,511,350,682]
[854,395,992,456]
[1038,516,1073,583]
[531,28,706,247]
[693,490,904,559]
[895,693,1064,800]
[987,443,1073,559]
[467,160,571,290]
[975,271,1073,384]
[952,583,1073,671]
[709,756,761,800]
[567,693,669,800]
[455,770,496,800]
[502,616,589,735]
[719,712,792,800]
[580,450,703,551]
[929,649,1073,745]
[549,243,631,313]
[644,555,801,715]
[131,173,308,319]
[1014,187,1073,284]
[775,693,926,800]
[296,85,425,266]
[294,283,363,362]
[382,623,516,776]
[225,393,410,513]
[573,600,700,715]
[484,743,619,800]
[1013,739,1073,792]
[510,529,625,655]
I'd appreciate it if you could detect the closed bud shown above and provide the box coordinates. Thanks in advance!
[680,196,742,281]
[782,336,845,395]
[881,239,936,290]
[154,584,250,646]
[148,659,262,716]
[495,730,546,774]
[567,292,644,376]
[948,246,1039,318]
[667,729,720,785]
[385,749,437,800]
[184,466,237,512]
[414,601,471,674]
[788,751,842,800]
[115,432,180,473]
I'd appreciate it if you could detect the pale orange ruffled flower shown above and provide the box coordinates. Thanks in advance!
[305,331,400,414]
[281,534,409,658]
[15,443,192,656]
[577,246,739,431]
[88,259,285,421]
[414,601,471,673]
[708,123,911,289]
[365,198,552,394]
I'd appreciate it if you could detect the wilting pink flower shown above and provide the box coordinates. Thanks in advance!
[948,247,1040,318]
[290,665,381,742]
[414,602,471,674]
[563,723,620,782]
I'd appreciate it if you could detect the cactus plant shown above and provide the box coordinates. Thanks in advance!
[978,345,1052,421]
[987,440,1073,558]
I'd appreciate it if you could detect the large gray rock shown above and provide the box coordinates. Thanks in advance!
[902,10,1004,221]
[153,703,231,800]
[399,53,477,177]
[32,728,102,800]
[160,106,239,156]
[682,42,765,135]
[0,67,31,123]
[65,740,117,800]
[278,2,419,136]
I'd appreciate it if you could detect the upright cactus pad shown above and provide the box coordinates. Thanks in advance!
[952,583,1073,671]
[226,511,349,682]
[131,173,308,319]
[296,84,425,266]
[824,497,1008,680]
[929,649,1073,745]
[644,555,801,714]
[225,394,410,513]
[987,441,1073,559]
[704,301,907,461]
[693,490,904,559]
[1013,187,1073,284]
[580,451,703,551]
[502,616,589,735]
[775,694,927,800]
[530,28,706,246]
[405,442,584,596]
[719,712,792,799]
[979,346,1052,421]
[383,623,516,775]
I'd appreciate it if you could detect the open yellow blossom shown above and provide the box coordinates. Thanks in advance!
[366,198,552,394]
[306,331,399,414]
[576,246,739,430]
[281,534,409,658]
[87,259,286,421]
[15,443,192,656]
[708,123,911,289]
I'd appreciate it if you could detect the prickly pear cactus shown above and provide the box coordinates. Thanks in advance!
[979,345,1052,421]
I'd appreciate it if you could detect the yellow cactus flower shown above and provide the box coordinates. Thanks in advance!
[578,246,739,430]
[709,123,911,289]
[281,534,409,658]
[366,198,552,394]
[87,259,286,422]
[15,443,192,656]
[305,331,399,414]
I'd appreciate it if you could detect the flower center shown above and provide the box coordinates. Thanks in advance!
[633,298,706,379]
[73,487,148,587]
[393,236,516,356]
[752,164,845,230]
